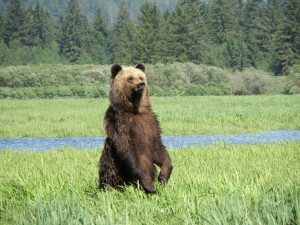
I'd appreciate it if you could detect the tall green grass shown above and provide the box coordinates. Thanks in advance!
[0,95,299,138]
[1,142,299,224]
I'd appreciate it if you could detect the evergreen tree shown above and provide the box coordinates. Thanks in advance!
[89,8,108,64]
[209,0,235,45]
[26,2,53,47]
[165,0,208,63]
[56,12,65,56]
[229,0,248,71]
[135,2,164,63]
[273,0,300,75]
[261,0,282,55]
[243,0,264,68]
[59,0,86,63]
[109,1,136,64]
[4,0,26,45]
[183,0,209,63]
[164,4,188,62]
[0,13,5,41]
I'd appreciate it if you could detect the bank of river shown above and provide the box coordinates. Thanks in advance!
[0,130,299,151]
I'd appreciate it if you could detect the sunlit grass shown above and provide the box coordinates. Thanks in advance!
[0,142,299,224]
[0,95,299,138]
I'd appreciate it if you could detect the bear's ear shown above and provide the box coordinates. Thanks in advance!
[111,64,122,79]
[135,63,145,72]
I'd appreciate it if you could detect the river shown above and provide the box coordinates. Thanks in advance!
[0,130,299,151]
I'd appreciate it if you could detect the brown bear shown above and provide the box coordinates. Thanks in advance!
[98,63,173,193]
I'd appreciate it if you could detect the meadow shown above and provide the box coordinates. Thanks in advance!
[1,95,300,224]
[0,95,300,138]
[0,142,299,224]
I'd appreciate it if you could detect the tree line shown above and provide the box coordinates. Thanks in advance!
[0,0,299,75]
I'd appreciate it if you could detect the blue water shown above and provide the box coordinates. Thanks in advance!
[0,130,299,151]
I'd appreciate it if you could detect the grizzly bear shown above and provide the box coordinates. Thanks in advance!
[98,63,173,193]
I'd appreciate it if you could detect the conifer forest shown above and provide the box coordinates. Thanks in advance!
[0,0,299,75]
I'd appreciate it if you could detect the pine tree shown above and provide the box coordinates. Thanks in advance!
[229,0,248,71]
[26,2,53,47]
[273,0,300,75]
[209,0,235,45]
[0,13,5,42]
[165,0,208,63]
[59,0,86,63]
[56,12,65,56]
[184,0,209,63]
[89,8,108,64]
[243,0,265,68]
[4,0,25,45]
[208,0,249,70]
[135,2,164,63]
[261,0,282,54]
[109,1,136,64]
[164,4,188,62]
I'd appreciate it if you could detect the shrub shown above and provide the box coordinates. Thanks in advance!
[0,88,12,98]
[0,63,296,99]
[184,84,206,96]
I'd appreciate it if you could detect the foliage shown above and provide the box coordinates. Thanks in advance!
[272,0,300,75]
[164,0,208,64]
[0,0,299,74]
[0,142,299,224]
[59,0,87,63]
[0,0,179,22]
[209,0,235,45]
[88,8,109,64]
[135,2,164,63]
[1,63,298,99]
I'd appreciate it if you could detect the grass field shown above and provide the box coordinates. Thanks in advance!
[0,95,300,224]
[0,142,299,224]
[0,95,299,138]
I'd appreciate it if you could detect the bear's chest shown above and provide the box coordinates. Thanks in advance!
[127,113,157,139]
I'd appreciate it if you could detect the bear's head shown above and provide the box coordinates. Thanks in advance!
[109,63,151,113]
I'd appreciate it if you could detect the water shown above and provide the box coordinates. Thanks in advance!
[0,130,299,151]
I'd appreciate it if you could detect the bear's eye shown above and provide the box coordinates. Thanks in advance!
[140,77,144,81]
[128,77,134,82]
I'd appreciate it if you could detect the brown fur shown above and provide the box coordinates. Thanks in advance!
[99,63,173,193]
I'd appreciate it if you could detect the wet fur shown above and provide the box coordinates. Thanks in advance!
[99,64,173,193]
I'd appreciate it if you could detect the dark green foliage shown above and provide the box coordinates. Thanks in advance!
[4,0,26,45]
[0,0,299,76]
[164,0,208,63]
[272,0,300,75]
[0,13,5,42]
[108,1,136,64]
[88,8,108,64]
[59,0,86,63]
[209,0,235,45]
[243,0,264,69]
[27,2,53,47]
[135,2,164,63]
[0,0,178,23]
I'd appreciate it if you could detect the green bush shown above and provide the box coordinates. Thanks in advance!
[0,63,297,99]
[285,65,300,94]
[0,87,12,98]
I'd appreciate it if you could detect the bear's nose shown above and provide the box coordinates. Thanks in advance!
[138,82,145,89]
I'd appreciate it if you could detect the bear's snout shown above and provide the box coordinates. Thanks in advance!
[133,82,146,93]
[138,82,145,89]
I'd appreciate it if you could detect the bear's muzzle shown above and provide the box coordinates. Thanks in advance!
[138,82,145,89]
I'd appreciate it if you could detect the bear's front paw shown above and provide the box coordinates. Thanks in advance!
[158,174,168,186]
[143,183,156,194]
